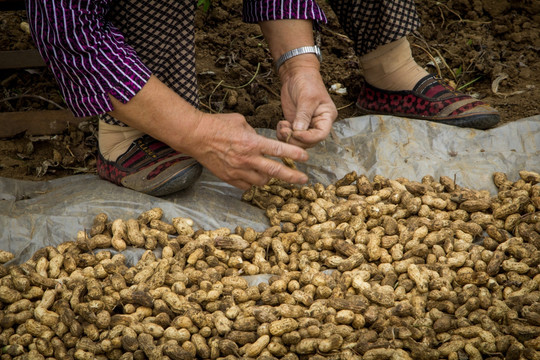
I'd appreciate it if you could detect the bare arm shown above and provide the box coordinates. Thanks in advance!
[259,20,337,147]
[107,75,309,189]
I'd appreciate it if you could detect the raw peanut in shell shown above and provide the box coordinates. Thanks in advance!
[34,306,59,327]
[493,202,520,219]
[2,170,540,359]
[519,170,540,183]
[333,239,359,257]
[88,234,112,250]
[363,348,412,360]
[95,310,111,329]
[245,334,270,357]
[141,226,168,247]
[163,340,195,360]
[138,207,164,225]
[10,269,31,293]
[149,219,176,234]
[191,333,210,359]
[212,311,232,335]
[335,171,358,187]
[90,212,108,237]
[338,252,365,272]
[0,250,14,264]
[455,271,489,286]
[126,219,145,247]
[438,340,465,356]
[459,199,491,212]
[226,331,257,346]
[137,332,160,360]
[2,344,24,356]
[336,185,358,197]
[214,235,250,250]
[517,222,540,250]
[111,219,128,251]
[266,342,287,357]
[6,298,32,313]
[357,175,373,195]
[172,217,195,236]
[300,186,318,201]
[120,289,154,308]
[327,297,368,314]
[295,338,319,354]
[269,318,298,336]
[318,334,344,353]
[0,285,21,303]
[272,238,290,264]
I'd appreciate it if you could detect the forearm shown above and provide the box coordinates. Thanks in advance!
[259,19,336,146]
[259,20,320,76]
[108,75,310,189]
[108,75,200,154]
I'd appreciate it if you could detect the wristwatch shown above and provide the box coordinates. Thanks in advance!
[274,45,322,73]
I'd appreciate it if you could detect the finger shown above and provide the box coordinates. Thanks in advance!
[258,137,309,163]
[278,126,324,148]
[293,113,334,146]
[253,156,308,185]
[276,121,293,142]
[232,169,271,188]
[219,166,272,189]
[228,179,253,190]
[292,106,313,132]
[289,128,328,147]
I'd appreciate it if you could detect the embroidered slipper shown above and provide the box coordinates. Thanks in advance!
[96,135,202,196]
[356,74,500,129]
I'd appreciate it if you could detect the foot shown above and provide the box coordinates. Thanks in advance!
[96,134,202,196]
[356,74,500,130]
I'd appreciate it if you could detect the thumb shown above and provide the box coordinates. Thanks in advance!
[292,106,313,132]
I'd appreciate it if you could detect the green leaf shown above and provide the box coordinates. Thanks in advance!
[457,76,483,91]
[197,0,211,12]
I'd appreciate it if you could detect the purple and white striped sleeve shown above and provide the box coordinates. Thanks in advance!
[25,0,151,118]
[242,0,327,23]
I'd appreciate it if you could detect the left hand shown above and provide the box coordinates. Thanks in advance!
[277,56,338,148]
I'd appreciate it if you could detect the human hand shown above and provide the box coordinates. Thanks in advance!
[107,75,308,190]
[277,57,338,148]
[181,112,310,189]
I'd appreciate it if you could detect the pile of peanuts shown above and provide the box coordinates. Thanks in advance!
[0,170,539,360]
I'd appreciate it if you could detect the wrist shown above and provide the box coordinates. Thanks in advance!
[275,45,322,74]
[277,53,321,79]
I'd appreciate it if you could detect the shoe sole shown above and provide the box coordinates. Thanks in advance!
[356,104,500,130]
[146,162,203,197]
[121,157,203,197]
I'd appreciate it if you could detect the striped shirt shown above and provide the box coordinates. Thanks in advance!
[25,0,327,118]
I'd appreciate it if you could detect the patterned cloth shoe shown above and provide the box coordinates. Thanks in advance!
[97,135,202,196]
[356,74,500,129]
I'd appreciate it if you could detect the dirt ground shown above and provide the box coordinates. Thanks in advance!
[0,0,539,182]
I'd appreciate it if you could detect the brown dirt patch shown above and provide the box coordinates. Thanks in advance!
[1,0,538,181]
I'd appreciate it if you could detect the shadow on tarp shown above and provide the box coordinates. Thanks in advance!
[1,115,539,263]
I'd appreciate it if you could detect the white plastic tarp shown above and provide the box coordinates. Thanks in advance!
[1,115,539,263]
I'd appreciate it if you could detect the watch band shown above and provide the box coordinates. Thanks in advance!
[274,45,322,73]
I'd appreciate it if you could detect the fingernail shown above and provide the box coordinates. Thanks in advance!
[293,122,307,131]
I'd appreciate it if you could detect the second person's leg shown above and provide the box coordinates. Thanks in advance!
[327,0,500,129]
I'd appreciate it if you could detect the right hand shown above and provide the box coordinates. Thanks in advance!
[179,112,310,190]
